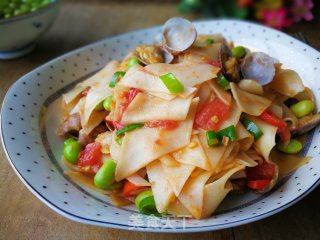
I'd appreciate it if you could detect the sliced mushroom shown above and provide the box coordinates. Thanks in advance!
[290,113,320,136]
[219,43,241,82]
[162,17,197,55]
[241,52,277,86]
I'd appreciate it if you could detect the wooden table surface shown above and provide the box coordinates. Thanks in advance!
[1,1,320,239]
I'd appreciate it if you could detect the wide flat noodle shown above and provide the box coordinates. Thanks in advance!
[198,130,226,171]
[118,64,196,99]
[230,82,271,116]
[146,161,175,213]
[236,123,254,151]
[238,79,263,95]
[167,198,191,217]
[172,135,211,171]
[201,165,244,218]
[160,155,195,196]
[235,151,258,167]
[77,98,106,134]
[270,69,304,97]
[145,61,219,87]
[127,173,150,187]
[82,85,112,125]
[219,99,242,130]
[121,92,193,124]
[63,61,119,104]
[115,98,199,181]
[196,82,214,109]
[178,171,211,219]
[208,80,232,106]
[247,116,277,161]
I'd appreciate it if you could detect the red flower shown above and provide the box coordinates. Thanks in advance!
[262,8,293,30]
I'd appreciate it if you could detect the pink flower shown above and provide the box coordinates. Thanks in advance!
[290,0,314,22]
[262,8,293,30]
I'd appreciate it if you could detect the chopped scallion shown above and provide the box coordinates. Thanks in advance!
[241,118,263,140]
[109,71,126,88]
[116,123,144,136]
[160,72,184,94]
[215,73,230,91]
[205,38,215,45]
[135,190,160,216]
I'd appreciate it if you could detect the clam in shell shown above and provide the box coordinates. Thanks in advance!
[162,17,197,55]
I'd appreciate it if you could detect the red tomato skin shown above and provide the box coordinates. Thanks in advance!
[78,142,102,167]
[122,181,146,197]
[119,88,141,117]
[146,120,179,130]
[194,98,230,131]
[277,126,291,145]
[247,180,270,190]
[204,59,222,69]
[112,121,125,131]
[259,110,287,129]
[246,162,275,180]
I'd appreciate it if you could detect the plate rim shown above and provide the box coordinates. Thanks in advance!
[1,18,320,232]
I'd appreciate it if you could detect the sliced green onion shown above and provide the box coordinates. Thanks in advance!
[160,72,184,94]
[135,190,160,216]
[103,96,113,112]
[205,38,215,45]
[109,71,126,88]
[241,118,263,140]
[128,57,142,69]
[115,137,123,145]
[276,139,303,154]
[217,125,237,142]
[116,123,144,136]
[206,130,220,147]
[215,73,230,90]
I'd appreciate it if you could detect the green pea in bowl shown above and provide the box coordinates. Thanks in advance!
[0,0,59,60]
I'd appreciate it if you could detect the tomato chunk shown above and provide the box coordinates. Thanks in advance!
[119,88,141,118]
[246,162,275,180]
[146,120,179,130]
[277,126,291,145]
[259,110,287,129]
[204,59,222,69]
[195,98,231,130]
[122,181,146,197]
[78,142,102,167]
[247,180,270,190]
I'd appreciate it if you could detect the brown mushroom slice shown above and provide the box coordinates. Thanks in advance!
[241,52,276,86]
[162,17,197,55]
[219,43,241,82]
[290,113,320,136]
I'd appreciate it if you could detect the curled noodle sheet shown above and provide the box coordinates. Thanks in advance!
[146,161,175,213]
[178,171,211,219]
[63,61,119,104]
[118,64,196,99]
[115,98,199,181]
[230,83,271,116]
[145,62,219,87]
[270,69,304,97]
[167,198,191,217]
[235,151,258,167]
[201,165,244,218]
[127,173,150,187]
[236,123,254,152]
[160,155,195,196]
[219,100,242,130]
[172,135,211,171]
[121,92,193,124]
[208,80,232,106]
[198,130,226,171]
[238,79,263,95]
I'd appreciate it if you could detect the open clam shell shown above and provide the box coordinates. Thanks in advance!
[162,17,197,55]
[219,43,241,82]
[241,52,277,86]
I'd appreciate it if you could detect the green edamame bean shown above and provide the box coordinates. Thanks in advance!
[94,159,116,189]
[103,96,113,112]
[276,139,303,154]
[63,139,83,164]
[231,46,246,58]
[127,57,141,69]
[290,100,314,118]
[64,138,76,146]
[95,100,104,111]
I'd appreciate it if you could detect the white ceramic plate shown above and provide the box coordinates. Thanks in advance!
[1,20,320,232]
